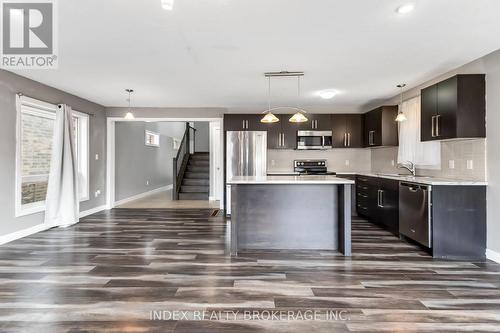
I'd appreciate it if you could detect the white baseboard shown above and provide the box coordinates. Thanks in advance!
[114,185,172,207]
[0,223,50,245]
[486,249,500,263]
[79,205,108,218]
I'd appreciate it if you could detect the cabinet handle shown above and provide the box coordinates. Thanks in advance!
[348,133,351,147]
[379,190,384,208]
[431,116,436,137]
[242,120,245,129]
[344,133,347,147]
[281,133,285,147]
[246,120,249,129]
[369,131,375,146]
[435,115,440,137]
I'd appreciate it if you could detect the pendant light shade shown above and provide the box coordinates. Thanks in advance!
[261,112,279,123]
[395,84,407,122]
[124,89,135,120]
[289,111,308,123]
[260,76,280,123]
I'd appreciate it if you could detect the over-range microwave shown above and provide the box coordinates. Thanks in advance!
[296,130,333,150]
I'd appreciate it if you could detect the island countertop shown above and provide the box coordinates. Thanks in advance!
[227,175,355,185]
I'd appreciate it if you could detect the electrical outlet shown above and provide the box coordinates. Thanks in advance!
[271,159,275,166]
[448,160,455,169]
[95,154,99,160]
[146,181,150,185]
[345,160,350,166]
[391,160,395,166]
[94,189,101,198]
[467,160,474,170]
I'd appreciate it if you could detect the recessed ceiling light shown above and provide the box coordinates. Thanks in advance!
[161,0,174,10]
[396,3,415,14]
[318,90,338,99]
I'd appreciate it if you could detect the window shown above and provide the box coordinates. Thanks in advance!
[15,96,90,217]
[145,130,160,147]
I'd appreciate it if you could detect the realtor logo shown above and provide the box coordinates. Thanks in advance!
[1,0,58,68]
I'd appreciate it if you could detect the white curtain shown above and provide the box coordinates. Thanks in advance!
[397,96,440,168]
[45,104,80,227]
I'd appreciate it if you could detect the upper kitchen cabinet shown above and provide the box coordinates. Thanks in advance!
[331,114,363,148]
[265,114,299,149]
[363,106,398,147]
[298,114,331,130]
[224,114,268,131]
[421,74,486,141]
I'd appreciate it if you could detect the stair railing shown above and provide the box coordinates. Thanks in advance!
[172,123,197,200]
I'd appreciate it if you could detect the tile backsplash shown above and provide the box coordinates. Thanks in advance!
[267,138,486,181]
[370,138,487,181]
[267,149,372,173]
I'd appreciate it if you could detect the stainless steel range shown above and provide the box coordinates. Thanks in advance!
[293,159,337,175]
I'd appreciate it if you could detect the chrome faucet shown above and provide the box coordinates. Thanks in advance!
[398,161,416,176]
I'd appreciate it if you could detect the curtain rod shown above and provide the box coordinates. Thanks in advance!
[17,92,95,117]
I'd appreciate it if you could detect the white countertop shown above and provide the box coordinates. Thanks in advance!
[227,175,355,185]
[263,170,487,186]
[337,172,487,186]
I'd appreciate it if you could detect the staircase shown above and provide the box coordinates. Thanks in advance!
[178,152,209,200]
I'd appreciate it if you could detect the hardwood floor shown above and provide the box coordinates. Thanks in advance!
[1,208,499,332]
[116,190,220,209]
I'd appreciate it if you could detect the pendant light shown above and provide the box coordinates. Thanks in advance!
[124,89,135,120]
[395,84,407,122]
[289,75,308,123]
[260,76,279,123]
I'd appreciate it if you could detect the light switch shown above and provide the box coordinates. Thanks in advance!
[467,160,474,170]
[95,154,99,160]
[345,160,350,166]
[146,180,150,185]
[271,159,275,166]
[391,160,395,166]
[448,160,455,169]
[94,189,101,198]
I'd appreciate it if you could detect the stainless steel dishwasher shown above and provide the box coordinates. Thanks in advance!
[399,182,432,248]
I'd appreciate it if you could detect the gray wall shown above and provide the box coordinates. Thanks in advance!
[115,121,185,202]
[106,107,225,119]
[374,49,500,255]
[194,122,210,152]
[0,69,107,237]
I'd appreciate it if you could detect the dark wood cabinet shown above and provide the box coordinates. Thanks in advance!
[331,114,363,148]
[224,114,267,131]
[265,114,299,149]
[420,74,485,141]
[363,106,398,147]
[298,114,331,130]
[356,175,399,235]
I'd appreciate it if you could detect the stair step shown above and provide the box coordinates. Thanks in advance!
[180,185,209,193]
[184,172,209,179]
[183,178,209,186]
[188,159,209,166]
[179,192,209,200]
[190,154,210,161]
[187,165,209,173]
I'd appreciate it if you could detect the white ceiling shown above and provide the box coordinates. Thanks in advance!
[10,0,500,111]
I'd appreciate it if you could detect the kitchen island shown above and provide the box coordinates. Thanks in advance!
[227,175,355,256]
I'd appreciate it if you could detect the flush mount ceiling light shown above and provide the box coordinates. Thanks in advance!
[161,0,174,10]
[318,90,338,100]
[124,89,135,120]
[395,84,407,122]
[396,3,415,14]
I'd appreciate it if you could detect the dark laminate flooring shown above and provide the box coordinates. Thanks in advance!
[1,208,500,332]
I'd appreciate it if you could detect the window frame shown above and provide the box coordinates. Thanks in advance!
[73,110,90,202]
[15,96,90,217]
[145,130,160,147]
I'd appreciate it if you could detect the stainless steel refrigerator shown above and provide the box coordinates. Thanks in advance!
[226,131,267,215]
